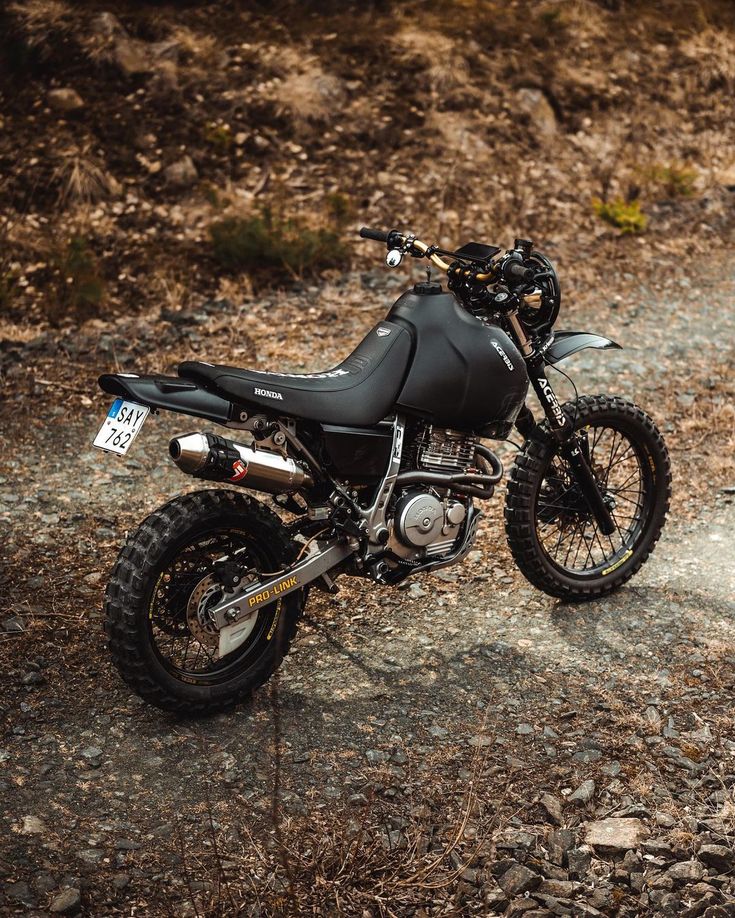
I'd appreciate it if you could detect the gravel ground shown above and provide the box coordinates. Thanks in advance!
[1,256,734,916]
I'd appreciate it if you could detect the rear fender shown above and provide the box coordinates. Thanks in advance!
[98,373,233,425]
[545,331,621,365]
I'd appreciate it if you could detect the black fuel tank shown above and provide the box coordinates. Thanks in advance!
[388,286,529,432]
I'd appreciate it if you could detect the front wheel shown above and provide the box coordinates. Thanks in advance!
[505,395,671,600]
[104,489,306,714]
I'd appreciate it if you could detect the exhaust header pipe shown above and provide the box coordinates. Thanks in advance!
[169,432,312,494]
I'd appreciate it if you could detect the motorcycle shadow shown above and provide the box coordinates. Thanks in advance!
[548,582,735,666]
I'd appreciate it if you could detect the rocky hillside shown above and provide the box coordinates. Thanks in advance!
[1,0,734,330]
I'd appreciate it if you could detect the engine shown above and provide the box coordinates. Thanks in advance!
[386,426,478,565]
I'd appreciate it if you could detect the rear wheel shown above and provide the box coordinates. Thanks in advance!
[104,489,305,714]
[505,395,671,600]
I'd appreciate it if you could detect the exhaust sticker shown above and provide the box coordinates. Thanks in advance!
[229,459,248,482]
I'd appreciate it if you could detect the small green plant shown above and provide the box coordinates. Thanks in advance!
[0,268,18,311]
[538,6,564,29]
[50,235,105,319]
[210,209,346,279]
[203,183,220,208]
[202,121,232,150]
[325,191,354,227]
[647,164,698,198]
[592,197,647,234]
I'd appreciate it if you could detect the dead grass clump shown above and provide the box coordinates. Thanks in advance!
[8,0,73,49]
[271,60,346,128]
[53,150,121,207]
[681,27,735,93]
[170,24,222,74]
[393,27,470,96]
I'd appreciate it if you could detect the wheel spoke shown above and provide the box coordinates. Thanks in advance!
[534,418,652,578]
[147,531,271,677]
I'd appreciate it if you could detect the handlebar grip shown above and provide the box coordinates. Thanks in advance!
[503,260,535,284]
[359,227,390,243]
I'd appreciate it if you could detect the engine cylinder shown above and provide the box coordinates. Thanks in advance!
[169,432,312,494]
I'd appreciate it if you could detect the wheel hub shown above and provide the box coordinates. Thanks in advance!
[186,575,222,646]
[186,572,259,651]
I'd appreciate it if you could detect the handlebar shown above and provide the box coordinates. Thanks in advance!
[359,227,454,273]
[359,227,390,243]
[501,260,535,285]
[358,227,535,288]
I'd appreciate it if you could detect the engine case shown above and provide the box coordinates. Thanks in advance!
[389,488,467,561]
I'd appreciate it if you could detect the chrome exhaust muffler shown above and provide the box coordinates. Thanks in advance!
[169,432,312,493]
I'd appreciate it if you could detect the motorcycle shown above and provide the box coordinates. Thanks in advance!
[95,227,671,713]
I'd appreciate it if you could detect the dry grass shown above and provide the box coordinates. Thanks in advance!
[271,60,346,128]
[170,704,506,918]
[171,25,223,76]
[682,27,735,93]
[52,150,121,208]
[393,27,470,97]
[8,0,73,48]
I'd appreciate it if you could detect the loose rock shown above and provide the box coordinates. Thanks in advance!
[164,155,198,187]
[584,818,648,852]
[499,864,542,897]
[80,746,104,767]
[47,88,84,113]
[20,815,46,834]
[50,887,81,914]
[515,87,557,136]
[569,779,596,805]
[667,860,704,884]
[540,792,563,825]
[698,844,733,872]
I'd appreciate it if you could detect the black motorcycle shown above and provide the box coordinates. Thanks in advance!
[95,227,671,713]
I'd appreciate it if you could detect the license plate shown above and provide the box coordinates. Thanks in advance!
[93,399,149,455]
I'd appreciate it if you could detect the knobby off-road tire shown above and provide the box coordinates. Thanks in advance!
[505,395,671,600]
[104,489,305,714]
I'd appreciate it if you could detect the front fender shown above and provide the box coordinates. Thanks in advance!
[545,331,621,365]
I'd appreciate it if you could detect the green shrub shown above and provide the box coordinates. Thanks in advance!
[0,269,18,311]
[210,209,347,279]
[325,191,354,226]
[647,164,698,198]
[592,197,647,234]
[51,235,106,319]
[538,7,564,29]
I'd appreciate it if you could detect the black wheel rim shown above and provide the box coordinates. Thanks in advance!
[534,423,655,579]
[146,528,281,684]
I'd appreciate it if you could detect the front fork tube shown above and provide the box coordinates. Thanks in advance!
[526,361,616,537]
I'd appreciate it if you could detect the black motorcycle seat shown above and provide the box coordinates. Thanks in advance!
[178,321,413,426]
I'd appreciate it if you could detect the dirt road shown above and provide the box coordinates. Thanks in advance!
[1,258,734,916]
